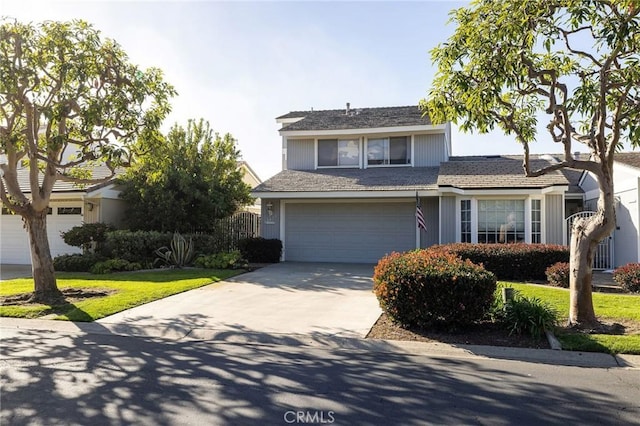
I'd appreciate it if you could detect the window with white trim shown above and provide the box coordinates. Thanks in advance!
[477,199,525,243]
[531,199,541,243]
[461,200,471,243]
[317,139,359,167]
[367,136,410,166]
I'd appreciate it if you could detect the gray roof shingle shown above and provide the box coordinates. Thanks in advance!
[253,167,440,193]
[616,152,640,170]
[438,155,569,189]
[278,105,431,132]
[11,164,119,194]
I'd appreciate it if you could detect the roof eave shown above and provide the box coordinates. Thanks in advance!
[279,124,446,137]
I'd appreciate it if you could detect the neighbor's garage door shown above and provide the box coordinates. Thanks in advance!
[0,205,82,265]
[285,202,415,263]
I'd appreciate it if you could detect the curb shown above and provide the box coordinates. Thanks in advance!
[2,317,638,369]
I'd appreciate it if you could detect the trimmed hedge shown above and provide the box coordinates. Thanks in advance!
[545,262,570,288]
[238,237,282,263]
[53,253,104,272]
[613,263,640,293]
[433,243,569,281]
[373,249,496,329]
[100,230,227,265]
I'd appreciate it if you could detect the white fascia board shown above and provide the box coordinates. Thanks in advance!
[253,189,439,199]
[276,116,305,125]
[86,184,121,199]
[280,124,447,138]
[437,186,568,196]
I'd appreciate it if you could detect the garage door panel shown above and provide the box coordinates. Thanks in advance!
[285,202,415,263]
[1,208,82,265]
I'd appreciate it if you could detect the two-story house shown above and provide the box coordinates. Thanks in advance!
[252,105,577,263]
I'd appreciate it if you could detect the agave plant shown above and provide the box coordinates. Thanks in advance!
[155,232,195,268]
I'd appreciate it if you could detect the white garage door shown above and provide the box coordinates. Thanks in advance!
[1,205,83,265]
[285,202,416,263]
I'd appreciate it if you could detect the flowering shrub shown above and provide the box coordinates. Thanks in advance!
[545,262,570,288]
[613,263,640,293]
[373,249,496,329]
[432,243,569,281]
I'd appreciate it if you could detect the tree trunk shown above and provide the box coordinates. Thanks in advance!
[24,209,62,303]
[567,165,616,327]
[569,217,598,326]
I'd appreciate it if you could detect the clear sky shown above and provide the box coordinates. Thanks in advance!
[1,0,576,181]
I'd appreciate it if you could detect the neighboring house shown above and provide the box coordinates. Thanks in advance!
[580,152,640,267]
[0,166,125,264]
[1,161,262,265]
[237,160,262,214]
[252,104,589,263]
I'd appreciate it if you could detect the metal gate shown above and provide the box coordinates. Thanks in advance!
[566,211,614,270]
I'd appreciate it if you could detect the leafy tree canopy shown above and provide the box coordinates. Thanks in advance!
[421,0,640,326]
[0,18,175,301]
[118,118,253,233]
[422,0,639,174]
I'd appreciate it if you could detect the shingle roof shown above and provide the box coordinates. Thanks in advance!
[616,152,640,170]
[278,105,431,132]
[253,167,440,193]
[438,155,569,189]
[12,164,119,194]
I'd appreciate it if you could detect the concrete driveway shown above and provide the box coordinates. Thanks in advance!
[96,262,383,342]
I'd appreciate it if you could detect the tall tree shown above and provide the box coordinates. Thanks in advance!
[0,19,175,302]
[118,118,252,233]
[422,0,640,326]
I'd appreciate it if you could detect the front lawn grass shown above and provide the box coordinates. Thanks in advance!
[0,268,243,321]
[500,282,640,354]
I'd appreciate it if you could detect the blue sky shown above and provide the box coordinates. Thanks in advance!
[2,0,571,180]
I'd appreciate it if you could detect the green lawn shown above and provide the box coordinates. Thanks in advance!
[500,282,640,354]
[0,269,243,321]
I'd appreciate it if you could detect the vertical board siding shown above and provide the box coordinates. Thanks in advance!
[421,197,440,248]
[261,199,281,239]
[287,139,315,170]
[440,196,456,244]
[413,134,447,167]
[545,194,564,244]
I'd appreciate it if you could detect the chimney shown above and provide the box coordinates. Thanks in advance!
[346,102,350,115]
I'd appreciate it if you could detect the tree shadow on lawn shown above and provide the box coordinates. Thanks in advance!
[2,320,639,425]
[55,268,239,283]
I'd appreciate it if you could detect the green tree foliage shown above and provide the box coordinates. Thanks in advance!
[118,118,252,233]
[0,19,175,301]
[422,0,640,326]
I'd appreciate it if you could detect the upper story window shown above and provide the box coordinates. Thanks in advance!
[367,136,410,166]
[318,139,359,167]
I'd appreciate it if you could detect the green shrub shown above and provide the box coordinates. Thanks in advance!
[433,243,569,281]
[53,253,104,272]
[90,258,142,275]
[503,292,558,340]
[545,262,570,288]
[194,251,247,269]
[62,222,113,252]
[613,263,640,293]
[102,230,173,264]
[238,237,282,263]
[155,232,195,268]
[373,249,497,329]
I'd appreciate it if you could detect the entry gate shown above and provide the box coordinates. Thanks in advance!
[566,211,614,270]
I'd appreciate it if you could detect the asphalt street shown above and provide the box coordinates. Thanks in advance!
[1,326,639,426]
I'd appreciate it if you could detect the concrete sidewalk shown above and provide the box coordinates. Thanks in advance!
[95,262,383,340]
